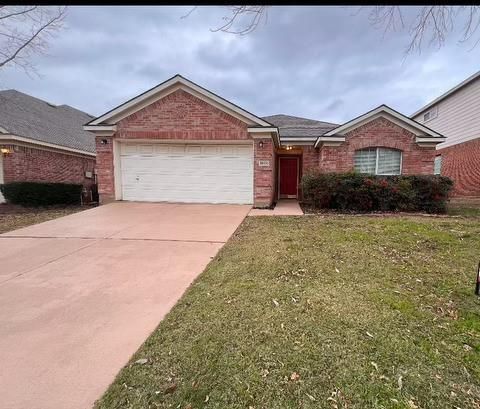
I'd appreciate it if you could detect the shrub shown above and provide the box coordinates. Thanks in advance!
[0,182,83,207]
[301,172,453,214]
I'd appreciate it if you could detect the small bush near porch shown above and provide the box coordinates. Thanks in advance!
[301,173,453,213]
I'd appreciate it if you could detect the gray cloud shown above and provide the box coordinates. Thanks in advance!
[1,6,479,124]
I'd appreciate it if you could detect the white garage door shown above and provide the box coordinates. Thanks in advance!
[119,143,253,204]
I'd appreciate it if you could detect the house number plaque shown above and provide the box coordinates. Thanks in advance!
[258,160,270,167]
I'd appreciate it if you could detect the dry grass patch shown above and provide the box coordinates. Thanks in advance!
[0,204,85,234]
[96,215,480,409]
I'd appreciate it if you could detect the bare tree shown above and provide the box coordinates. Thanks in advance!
[196,6,480,53]
[365,6,480,54]
[182,5,269,35]
[0,6,67,74]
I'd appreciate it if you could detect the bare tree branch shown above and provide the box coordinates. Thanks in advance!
[364,6,480,54]
[210,6,269,35]
[192,6,480,54]
[0,6,67,74]
[0,6,37,20]
[180,6,197,20]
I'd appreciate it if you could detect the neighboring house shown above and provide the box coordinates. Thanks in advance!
[412,71,480,200]
[0,90,96,203]
[84,74,445,208]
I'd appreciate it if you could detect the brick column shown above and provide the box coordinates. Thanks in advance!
[95,135,115,203]
[253,137,275,208]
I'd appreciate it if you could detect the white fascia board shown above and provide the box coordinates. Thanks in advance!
[416,137,447,143]
[281,137,318,142]
[83,125,117,132]
[415,137,447,147]
[89,75,272,128]
[313,136,346,148]
[281,141,316,146]
[247,127,278,133]
[323,106,443,138]
[249,128,280,147]
[0,134,96,157]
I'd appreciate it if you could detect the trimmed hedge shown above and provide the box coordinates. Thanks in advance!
[301,173,454,214]
[0,182,83,207]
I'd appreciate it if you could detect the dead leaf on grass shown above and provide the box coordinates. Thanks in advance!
[407,398,418,408]
[398,375,403,390]
[164,383,177,394]
[272,299,280,307]
[306,392,316,401]
[135,358,148,365]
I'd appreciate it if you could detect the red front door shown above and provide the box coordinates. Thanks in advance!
[279,157,299,198]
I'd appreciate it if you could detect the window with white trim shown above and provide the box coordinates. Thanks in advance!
[434,155,442,175]
[423,106,438,122]
[354,148,402,175]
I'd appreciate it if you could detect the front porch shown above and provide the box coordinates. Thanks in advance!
[248,199,303,216]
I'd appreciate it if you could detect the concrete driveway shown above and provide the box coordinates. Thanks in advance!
[0,202,250,409]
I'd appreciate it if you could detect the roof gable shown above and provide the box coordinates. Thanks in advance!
[87,74,273,128]
[323,105,444,138]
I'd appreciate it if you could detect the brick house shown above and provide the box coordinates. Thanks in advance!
[0,90,96,203]
[412,70,480,201]
[84,74,445,208]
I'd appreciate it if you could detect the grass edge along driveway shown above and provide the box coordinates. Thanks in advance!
[96,215,480,409]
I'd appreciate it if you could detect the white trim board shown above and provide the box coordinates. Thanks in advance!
[0,134,96,157]
[116,138,254,145]
[88,75,273,128]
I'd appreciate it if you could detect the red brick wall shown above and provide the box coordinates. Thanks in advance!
[302,146,319,173]
[437,138,480,198]
[304,117,436,174]
[116,89,249,141]
[95,136,114,199]
[2,144,95,187]
[254,138,275,207]
[97,88,275,207]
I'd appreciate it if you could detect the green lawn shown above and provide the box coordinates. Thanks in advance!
[96,215,480,409]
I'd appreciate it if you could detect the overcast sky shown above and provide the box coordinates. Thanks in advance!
[1,6,479,123]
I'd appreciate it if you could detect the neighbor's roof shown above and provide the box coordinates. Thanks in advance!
[0,89,96,154]
[411,70,480,118]
[262,114,338,137]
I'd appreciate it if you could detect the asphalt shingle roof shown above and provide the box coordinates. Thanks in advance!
[0,90,95,154]
[262,114,339,138]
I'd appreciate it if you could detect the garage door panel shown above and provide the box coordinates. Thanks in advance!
[120,143,253,204]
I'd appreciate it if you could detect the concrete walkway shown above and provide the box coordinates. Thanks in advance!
[0,202,250,409]
[249,200,304,216]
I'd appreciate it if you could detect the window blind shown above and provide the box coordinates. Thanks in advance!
[377,148,401,175]
[354,148,402,175]
[354,148,376,174]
